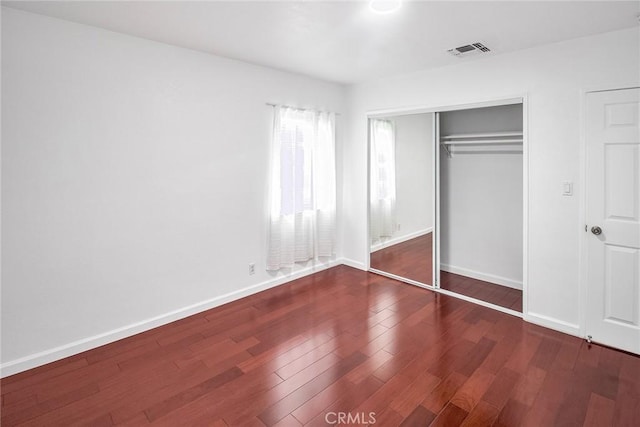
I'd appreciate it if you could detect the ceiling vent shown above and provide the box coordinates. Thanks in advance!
[447,42,491,58]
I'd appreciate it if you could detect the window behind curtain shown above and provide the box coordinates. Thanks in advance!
[277,112,314,216]
[267,106,336,271]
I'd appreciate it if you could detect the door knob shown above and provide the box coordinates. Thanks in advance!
[591,226,602,235]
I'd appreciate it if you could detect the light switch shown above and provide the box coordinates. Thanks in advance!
[562,181,573,196]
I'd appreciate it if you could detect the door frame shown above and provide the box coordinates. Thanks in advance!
[365,94,529,318]
[579,84,640,339]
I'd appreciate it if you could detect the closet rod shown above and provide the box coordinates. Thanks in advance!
[442,139,523,145]
[265,103,341,116]
[441,131,522,140]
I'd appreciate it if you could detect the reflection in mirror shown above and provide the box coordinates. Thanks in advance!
[369,113,433,285]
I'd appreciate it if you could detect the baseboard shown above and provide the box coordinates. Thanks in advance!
[0,259,342,378]
[339,257,367,271]
[440,263,522,290]
[371,227,432,252]
[524,312,581,338]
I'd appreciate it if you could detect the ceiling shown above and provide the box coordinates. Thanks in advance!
[3,1,639,84]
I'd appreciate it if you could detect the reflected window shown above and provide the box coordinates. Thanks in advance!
[370,119,397,243]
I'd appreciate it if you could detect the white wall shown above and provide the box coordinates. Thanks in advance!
[372,113,433,250]
[343,27,640,335]
[1,8,345,374]
[395,113,433,240]
[440,105,523,289]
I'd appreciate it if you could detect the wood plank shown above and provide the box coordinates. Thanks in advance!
[220,352,346,425]
[388,370,441,416]
[143,366,243,422]
[421,371,468,414]
[481,367,520,410]
[459,401,500,427]
[493,398,529,427]
[257,351,367,426]
[583,392,616,427]
[300,375,385,427]
[1,383,100,426]
[399,405,436,427]
[429,402,468,427]
[450,368,495,413]
[141,370,282,426]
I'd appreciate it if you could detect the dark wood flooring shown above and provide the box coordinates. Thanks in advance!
[370,234,523,312]
[440,272,523,313]
[2,266,638,426]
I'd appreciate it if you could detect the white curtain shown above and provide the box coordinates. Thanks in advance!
[267,106,336,271]
[370,119,397,243]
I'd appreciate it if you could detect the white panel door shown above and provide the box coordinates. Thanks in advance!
[586,88,640,354]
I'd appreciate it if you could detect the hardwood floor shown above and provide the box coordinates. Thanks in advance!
[370,233,523,312]
[440,272,523,312]
[371,234,433,285]
[2,266,638,426]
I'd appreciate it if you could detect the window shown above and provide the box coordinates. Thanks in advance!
[267,106,336,271]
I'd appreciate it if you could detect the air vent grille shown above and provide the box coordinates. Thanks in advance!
[448,42,491,57]
[472,42,490,52]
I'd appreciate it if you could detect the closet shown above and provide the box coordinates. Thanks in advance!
[367,99,525,315]
[436,103,524,312]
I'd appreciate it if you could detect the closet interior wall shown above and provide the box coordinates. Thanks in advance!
[439,104,524,290]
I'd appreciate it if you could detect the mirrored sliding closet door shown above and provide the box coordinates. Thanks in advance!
[368,100,525,315]
[369,113,435,286]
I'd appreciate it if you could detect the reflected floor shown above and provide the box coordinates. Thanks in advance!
[370,233,522,312]
[371,233,433,285]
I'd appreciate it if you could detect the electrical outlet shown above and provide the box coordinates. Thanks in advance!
[248,263,255,275]
[397,223,401,231]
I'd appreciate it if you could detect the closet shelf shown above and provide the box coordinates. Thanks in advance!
[441,138,522,145]
[440,131,523,158]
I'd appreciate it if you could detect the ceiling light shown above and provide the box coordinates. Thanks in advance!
[369,0,401,15]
